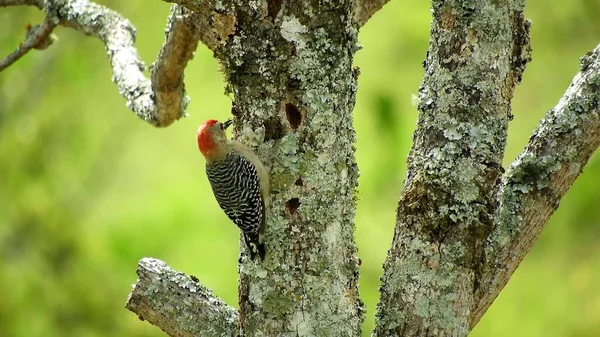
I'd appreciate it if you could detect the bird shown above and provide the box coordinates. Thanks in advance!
[196,119,269,261]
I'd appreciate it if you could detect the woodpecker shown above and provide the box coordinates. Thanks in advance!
[196,119,269,261]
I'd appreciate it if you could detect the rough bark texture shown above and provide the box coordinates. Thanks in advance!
[151,5,199,126]
[374,1,531,335]
[45,0,176,126]
[211,1,364,336]
[471,43,600,328]
[126,258,238,337]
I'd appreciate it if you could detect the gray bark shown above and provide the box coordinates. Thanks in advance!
[471,43,600,328]
[126,258,238,337]
[4,1,600,337]
[218,2,364,335]
[0,0,194,126]
[374,0,531,335]
[374,1,600,336]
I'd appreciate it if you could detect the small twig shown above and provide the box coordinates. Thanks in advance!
[0,17,56,72]
[126,258,238,337]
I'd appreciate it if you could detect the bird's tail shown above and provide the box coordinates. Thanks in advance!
[243,232,266,262]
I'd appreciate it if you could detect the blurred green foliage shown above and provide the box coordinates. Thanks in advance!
[1,1,599,336]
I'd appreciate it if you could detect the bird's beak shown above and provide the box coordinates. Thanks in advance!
[222,119,233,130]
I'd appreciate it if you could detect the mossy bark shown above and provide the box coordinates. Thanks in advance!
[212,1,364,336]
[374,1,531,336]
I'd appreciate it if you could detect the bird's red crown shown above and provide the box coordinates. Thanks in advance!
[197,119,219,156]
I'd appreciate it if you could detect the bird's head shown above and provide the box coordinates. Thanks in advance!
[197,119,232,159]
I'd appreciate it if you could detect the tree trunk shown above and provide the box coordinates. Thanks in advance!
[220,2,363,336]
[374,1,531,335]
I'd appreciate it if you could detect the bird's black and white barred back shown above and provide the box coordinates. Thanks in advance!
[206,151,266,260]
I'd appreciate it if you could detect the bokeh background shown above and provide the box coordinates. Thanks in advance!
[1,1,599,336]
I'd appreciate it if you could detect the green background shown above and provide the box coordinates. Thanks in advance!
[1,1,599,336]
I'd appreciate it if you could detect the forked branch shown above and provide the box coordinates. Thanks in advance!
[1,0,202,127]
[472,43,600,327]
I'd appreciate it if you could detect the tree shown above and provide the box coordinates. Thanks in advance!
[2,0,599,336]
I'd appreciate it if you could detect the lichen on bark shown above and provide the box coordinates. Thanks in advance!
[211,1,364,336]
[471,42,600,327]
[374,0,531,335]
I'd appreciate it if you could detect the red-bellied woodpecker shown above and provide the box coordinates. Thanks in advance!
[196,119,269,261]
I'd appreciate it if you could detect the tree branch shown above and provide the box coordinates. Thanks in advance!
[374,1,531,335]
[3,0,202,127]
[151,4,199,126]
[162,0,237,52]
[471,43,600,328]
[0,16,56,72]
[44,0,191,127]
[353,0,390,27]
[45,0,163,125]
[126,258,238,337]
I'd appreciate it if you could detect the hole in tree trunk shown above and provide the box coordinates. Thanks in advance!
[285,103,302,130]
[266,0,283,20]
[286,198,300,215]
[294,177,303,186]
